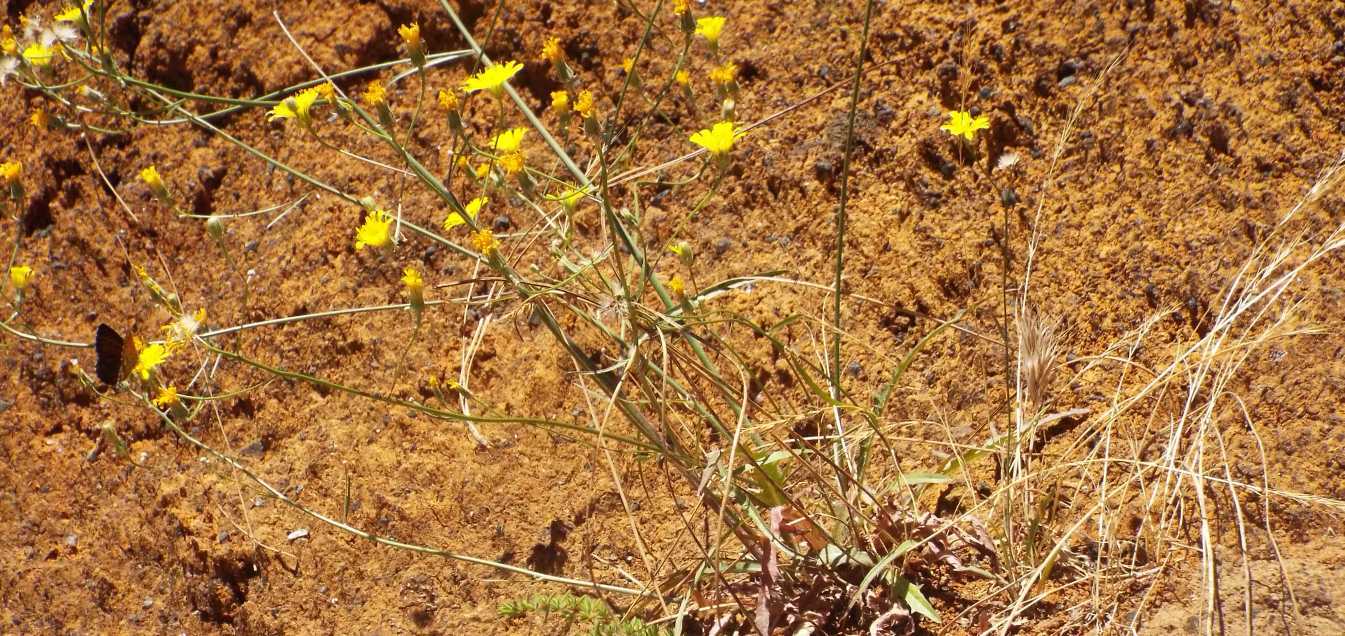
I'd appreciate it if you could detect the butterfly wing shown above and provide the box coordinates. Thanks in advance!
[94,324,125,385]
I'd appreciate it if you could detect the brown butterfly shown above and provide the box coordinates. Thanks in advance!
[94,324,137,385]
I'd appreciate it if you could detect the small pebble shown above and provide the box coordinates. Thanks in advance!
[714,238,732,256]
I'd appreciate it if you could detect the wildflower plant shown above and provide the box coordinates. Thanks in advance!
[11,2,1326,635]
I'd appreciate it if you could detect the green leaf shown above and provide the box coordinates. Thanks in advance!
[894,576,941,623]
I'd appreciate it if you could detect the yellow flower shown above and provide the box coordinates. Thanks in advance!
[0,161,20,186]
[1,26,16,56]
[55,1,93,22]
[140,165,165,195]
[709,61,737,86]
[363,80,386,106]
[668,274,686,297]
[621,58,635,75]
[472,163,490,180]
[490,127,527,154]
[471,228,500,255]
[694,16,726,44]
[667,241,690,259]
[541,37,562,64]
[498,152,525,175]
[437,88,459,111]
[672,0,689,15]
[9,265,33,291]
[22,44,54,67]
[55,8,81,22]
[575,90,596,119]
[401,266,424,304]
[551,90,570,113]
[132,340,170,381]
[268,87,320,124]
[460,60,523,97]
[689,121,741,157]
[398,22,422,56]
[317,82,336,101]
[444,196,486,231]
[30,109,50,129]
[354,208,393,250]
[940,110,990,142]
[675,69,691,86]
[153,385,179,408]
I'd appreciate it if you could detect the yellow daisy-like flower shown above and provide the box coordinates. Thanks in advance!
[268,87,320,124]
[444,196,486,231]
[10,265,34,291]
[30,109,50,130]
[675,69,691,87]
[132,340,170,381]
[498,152,524,175]
[689,121,741,157]
[575,90,596,119]
[709,61,738,86]
[363,80,387,107]
[940,110,990,142]
[694,16,726,44]
[437,88,459,111]
[621,58,635,75]
[461,60,523,97]
[490,127,527,154]
[541,37,562,64]
[667,241,690,259]
[317,82,336,101]
[56,1,93,22]
[398,22,422,56]
[401,266,424,304]
[471,228,500,255]
[668,274,686,297]
[0,161,20,186]
[140,165,166,196]
[354,208,393,250]
[153,385,179,408]
[551,90,570,113]
[672,0,689,15]
[22,44,54,67]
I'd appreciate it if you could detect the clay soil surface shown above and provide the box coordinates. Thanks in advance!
[3,0,1345,634]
